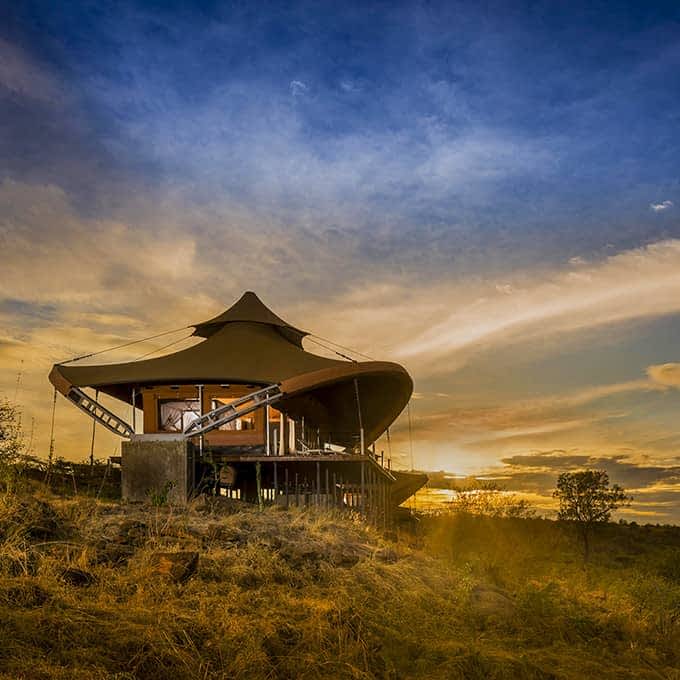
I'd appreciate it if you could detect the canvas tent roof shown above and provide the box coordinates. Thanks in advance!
[49,292,413,446]
[192,291,307,344]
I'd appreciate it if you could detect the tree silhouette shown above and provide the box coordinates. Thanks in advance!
[554,470,631,561]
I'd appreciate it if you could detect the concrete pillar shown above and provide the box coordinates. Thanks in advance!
[122,436,194,504]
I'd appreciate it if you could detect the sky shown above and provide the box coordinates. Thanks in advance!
[1,0,679,522]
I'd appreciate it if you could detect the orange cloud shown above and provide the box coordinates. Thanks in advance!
[646,363,680,388]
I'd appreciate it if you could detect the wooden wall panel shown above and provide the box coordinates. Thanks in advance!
[140,384,266,447]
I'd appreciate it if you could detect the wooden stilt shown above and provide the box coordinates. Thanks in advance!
[374,470,378,526]
[361,461,366,514]
[382,478,387,529]
[325,467,330,510]
[256,462,262,509]
[316,461,321,507]
[383,480,390,529]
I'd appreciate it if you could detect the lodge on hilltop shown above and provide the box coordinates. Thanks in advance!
[49,292,426,524]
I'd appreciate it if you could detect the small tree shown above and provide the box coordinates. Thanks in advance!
[0,399,25,490]
[0,400,23,463]
[553,470,631,561]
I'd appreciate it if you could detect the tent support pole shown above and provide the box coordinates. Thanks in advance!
[131,388,136,433]
[265,403,270,455]
[197,384,204,458]
[279,411,285,455]
[353,378,364,455]
[89,389,98,467]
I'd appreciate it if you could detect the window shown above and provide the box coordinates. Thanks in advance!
[159,399,200,433]
[211,398,256,431]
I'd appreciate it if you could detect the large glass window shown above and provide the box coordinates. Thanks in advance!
[211,398,256,431]
[159,399,200,432]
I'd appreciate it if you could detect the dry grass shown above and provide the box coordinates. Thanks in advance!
[0,487,678,679]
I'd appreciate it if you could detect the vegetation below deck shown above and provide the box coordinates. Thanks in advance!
[0,483,679,679]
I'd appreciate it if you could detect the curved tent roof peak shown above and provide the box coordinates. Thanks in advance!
[192,291,307,341]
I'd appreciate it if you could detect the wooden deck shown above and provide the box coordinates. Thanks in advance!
[206,452,398,527]
[235,453,395,480]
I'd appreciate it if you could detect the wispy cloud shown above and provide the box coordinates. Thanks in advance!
[0,38,62,103]
[395,239,680,369]
[650,200,673,212]
[289,80,308,96]
[401,377,659,438]
[568,256,587,266]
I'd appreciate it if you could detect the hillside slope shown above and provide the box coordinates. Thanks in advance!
[0,490,679,679]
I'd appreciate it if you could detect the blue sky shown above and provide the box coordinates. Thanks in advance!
[1,1,680,520]
[5,1,679,255]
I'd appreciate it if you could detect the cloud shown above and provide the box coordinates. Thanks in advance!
[289,80,308,96]
[0,38,62,103]
[487,450,680,521]
[0,181,202,315]
[421,449,680,523]
[0,336,24,350]
[411,391,450,400]
[499,451,680,493]
[339,79,360,93]
[646,362,680,388]
[551,380,663,405]
[650,200,673,212]
[379,367,680,484]
[465,416,615,444]
[390,378,657,450]
[395,239,680,369]
[501,450,591,469]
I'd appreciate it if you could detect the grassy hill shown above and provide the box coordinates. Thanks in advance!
[1,486,679,679]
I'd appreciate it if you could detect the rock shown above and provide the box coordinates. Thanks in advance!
[469,585,515,617]
[60,567,95,587]
[150,551,199,583]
